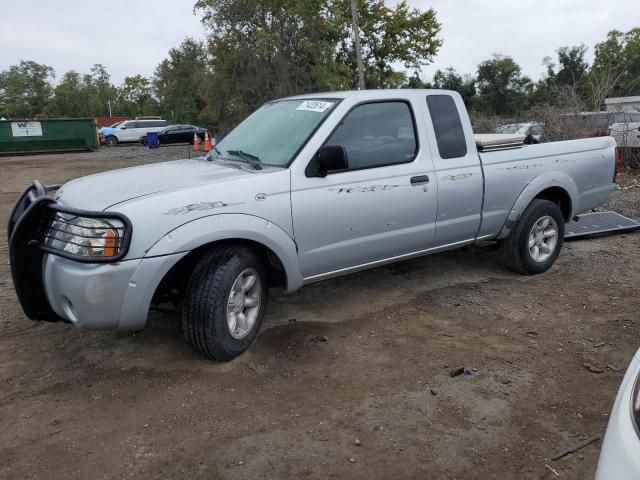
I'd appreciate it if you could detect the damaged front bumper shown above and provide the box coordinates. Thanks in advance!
[7,181,139,329]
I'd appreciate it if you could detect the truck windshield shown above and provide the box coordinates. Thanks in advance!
[211,99,338,167]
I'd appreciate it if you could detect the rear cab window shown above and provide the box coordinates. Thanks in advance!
[426,95,467,159]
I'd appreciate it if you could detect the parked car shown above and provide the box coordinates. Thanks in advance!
[595,346,640,479]
[98,121,125,144]
[608,112,640,149]
[606,111,640,126]
[8,89,617,361]
[102,119,167,147]
[495,123,544,141]
[139,125,207,145]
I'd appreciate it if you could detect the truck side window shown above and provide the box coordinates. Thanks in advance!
[426,95,467,159]
[325,101,417,170]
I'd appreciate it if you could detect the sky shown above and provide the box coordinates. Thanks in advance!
[0,0,637,86]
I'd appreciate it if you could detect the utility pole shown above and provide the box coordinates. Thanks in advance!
[350,0,365,90]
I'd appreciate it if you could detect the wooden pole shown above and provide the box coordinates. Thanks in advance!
[350,0,365,90]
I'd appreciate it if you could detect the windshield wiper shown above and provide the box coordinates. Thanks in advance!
[226,149,263,169]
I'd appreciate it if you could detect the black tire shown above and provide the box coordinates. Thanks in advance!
[503,199,565,275]
[105,136,118,147]
[182,246,267,361]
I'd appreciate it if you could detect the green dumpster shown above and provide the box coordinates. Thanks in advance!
[0,118,99,154]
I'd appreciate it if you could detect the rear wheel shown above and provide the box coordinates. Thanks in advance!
[503,199,565,275]
[182,246,267,361]
[104,136,118,147]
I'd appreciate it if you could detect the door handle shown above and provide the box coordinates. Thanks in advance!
[410,175,429,186]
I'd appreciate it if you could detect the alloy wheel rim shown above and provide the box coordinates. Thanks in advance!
[226,268,261,340]
[528,215,559,263]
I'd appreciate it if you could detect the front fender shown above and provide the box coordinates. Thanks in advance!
[497,171,579,239]
[145,213,303,292]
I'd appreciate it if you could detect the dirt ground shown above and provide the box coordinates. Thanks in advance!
[1,145,639,480]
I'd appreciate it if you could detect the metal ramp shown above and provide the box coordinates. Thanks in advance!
[564,211,640,240]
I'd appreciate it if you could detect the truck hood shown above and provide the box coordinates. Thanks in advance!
[56,159,252,211]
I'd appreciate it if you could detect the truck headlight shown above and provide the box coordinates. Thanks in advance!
[633,370,640,437]
[46,216,122,258]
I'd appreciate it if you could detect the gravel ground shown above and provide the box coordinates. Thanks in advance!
[603,171,640,219]
[0,145,639,480]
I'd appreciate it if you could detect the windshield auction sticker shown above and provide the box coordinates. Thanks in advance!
[296,100,334,113]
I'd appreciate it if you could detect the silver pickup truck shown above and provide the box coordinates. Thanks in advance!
[8,89,618,361]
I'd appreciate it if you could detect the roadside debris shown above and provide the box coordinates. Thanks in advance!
[583,362,604,373]
[348,457,357,464]
[354,438,361,447]
[450,367,465,377]
[607,364,625,372]
[430,389,437,396]
[308,335,328,343]
[545,464,560,477]
[550,435,600,461]
[593,342,605,348]
[246,361,258,372]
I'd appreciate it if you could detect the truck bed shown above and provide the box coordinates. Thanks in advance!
[475,135,617,239]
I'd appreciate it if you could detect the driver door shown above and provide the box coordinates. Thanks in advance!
[291,100,438,280]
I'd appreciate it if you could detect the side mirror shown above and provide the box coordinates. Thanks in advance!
[306,145,348,177]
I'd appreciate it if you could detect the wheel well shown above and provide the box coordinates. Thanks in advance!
[533,187,572,221]
[151,239,287,306]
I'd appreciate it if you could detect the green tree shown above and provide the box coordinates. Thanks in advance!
[432,67,476,107]
[528,56,556,106]
[555,45,588,87]
[118,75,158,116]
[195,0,348,129]
[591,28,640,97]
[0,60,54,118]
[194,0,442,129]
[46,70,89,117]
[45,64,118,117]
[331,0,442,88]
[154,38,207,124]
[87,64,118,116]
[530,46,588,107]
[475,54,532,115]
[404,70,431,89]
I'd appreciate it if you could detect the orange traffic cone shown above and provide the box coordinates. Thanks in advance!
[193,132,201,151]
[203,130,212,152]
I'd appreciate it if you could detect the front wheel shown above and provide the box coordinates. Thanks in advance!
[104,136,118,147]
[503,199,565,275]
[182,246,267,361]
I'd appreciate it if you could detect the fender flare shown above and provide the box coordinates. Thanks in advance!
[497,171,579,239]
[144,213,304,292]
